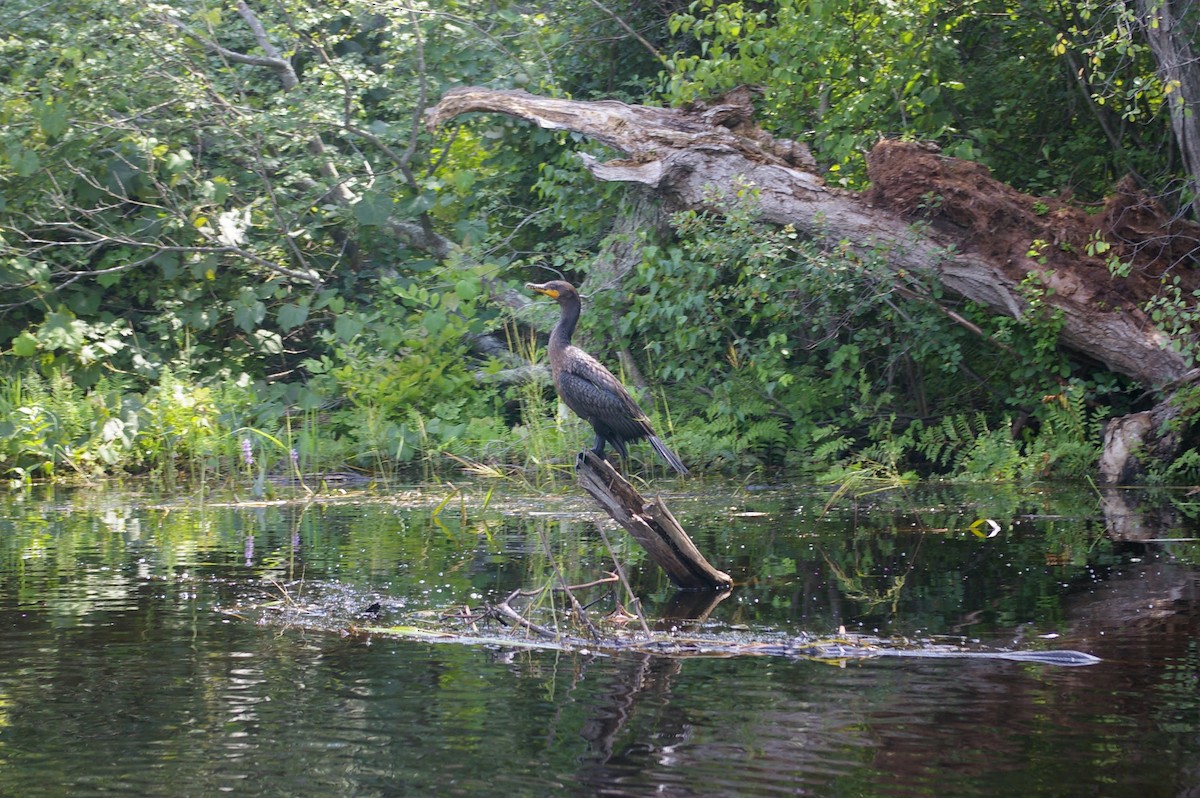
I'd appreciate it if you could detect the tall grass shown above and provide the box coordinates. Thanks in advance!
[0,353,598,488]
[0,368,322,488]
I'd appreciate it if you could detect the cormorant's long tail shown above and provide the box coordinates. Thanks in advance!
[648,435,689,475]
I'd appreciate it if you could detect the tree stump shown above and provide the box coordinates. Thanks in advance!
[575,452,732,591]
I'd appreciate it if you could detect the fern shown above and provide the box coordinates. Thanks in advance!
[813,436,854,464]
[959,424,1024,480]
[1159,449,1200,485]
[913,413,991,470]
[744,416,786,446]
[1024,385,1103,479]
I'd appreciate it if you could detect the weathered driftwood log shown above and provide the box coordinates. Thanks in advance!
[575,452,732,591]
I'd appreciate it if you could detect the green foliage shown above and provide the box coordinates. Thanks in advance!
[1051,1,1178,189]
[0,365,272,484]
[1146,277,1200,368]
[593,187,993,471]
[568,184,1122,480]
[0,0,1187,484]
[842,383,1104,483]
[298,274,504,476]
[0,0,614,380]
[1156,448,1200,486]
[661,0,1176,198]
[908,414,1019,475]
[0,0,631,482]
[981,266,1073,407]
[665,0,976,187]
[1138,385,1200,486]
[0,372,73,481]
[670,379,791,469]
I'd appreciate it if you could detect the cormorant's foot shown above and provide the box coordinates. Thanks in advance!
[576,450,622,473]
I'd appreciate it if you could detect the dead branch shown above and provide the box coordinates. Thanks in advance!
[575,452,733,590]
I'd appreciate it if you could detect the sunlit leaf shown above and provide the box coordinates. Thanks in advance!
[11,331,38,357]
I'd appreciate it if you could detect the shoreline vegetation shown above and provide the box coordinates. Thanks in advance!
[4,0,1200,490]
[0,359,1118,490]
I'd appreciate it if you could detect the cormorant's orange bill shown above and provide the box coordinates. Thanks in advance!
[526,282,560,299]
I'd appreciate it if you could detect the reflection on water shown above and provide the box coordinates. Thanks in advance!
[0,484,1197,796]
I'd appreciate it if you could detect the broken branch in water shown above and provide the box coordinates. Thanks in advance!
[477,574,633,642]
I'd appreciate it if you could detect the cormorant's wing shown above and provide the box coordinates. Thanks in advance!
[556,347,688,474]
[556,369,650,442]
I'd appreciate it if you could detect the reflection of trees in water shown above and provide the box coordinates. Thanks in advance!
[568,652,872,797]
[556,493,1200,795]
[558,563,1198,796]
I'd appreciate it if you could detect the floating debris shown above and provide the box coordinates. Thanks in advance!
[348,625,1101,667]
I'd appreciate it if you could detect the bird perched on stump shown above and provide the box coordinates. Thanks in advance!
[526,280,688,475]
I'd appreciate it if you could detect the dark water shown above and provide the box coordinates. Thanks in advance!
[1,482,1198,797]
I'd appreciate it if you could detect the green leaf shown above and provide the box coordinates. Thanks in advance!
[11,331,38,357]
[201,177,231,204]
[277,302,310,331]
[452,170,476,191]
[155,252,180,279]
[334,314,364,342]
[398,191,435,218]
[454,277,481,301]
[454,218,487,245]
[164,149,193,174]
[253,329,283,354]
[354,191,394,226]
[6,144,40,177]
[1,256,50,287]
[423,311,447,337]
[37,309,85,352]
[301,355,332,376]
[233,299,267,333]
[97,269,123,288]
[37,100,70,139]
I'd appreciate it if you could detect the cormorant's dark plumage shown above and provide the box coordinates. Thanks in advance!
[526,280,688,475]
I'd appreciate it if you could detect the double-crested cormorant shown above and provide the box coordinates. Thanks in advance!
[526,280,688,475]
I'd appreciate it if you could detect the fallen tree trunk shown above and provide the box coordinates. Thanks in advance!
[430,87,1200,481]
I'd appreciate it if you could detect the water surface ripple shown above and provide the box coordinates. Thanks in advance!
[0,486,1196,796]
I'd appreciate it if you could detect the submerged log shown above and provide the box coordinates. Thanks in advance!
[575,452,732,591]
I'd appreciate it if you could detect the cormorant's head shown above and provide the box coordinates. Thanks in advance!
[525,280,578,302]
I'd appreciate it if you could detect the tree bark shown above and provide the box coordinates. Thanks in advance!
[429,87,1200,481]
[1138,0,1200,219]
[575,452,732,590]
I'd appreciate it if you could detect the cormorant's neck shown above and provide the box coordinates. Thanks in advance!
[550,295,580,350]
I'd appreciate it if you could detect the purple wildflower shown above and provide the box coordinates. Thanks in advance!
[241,437,254,467]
